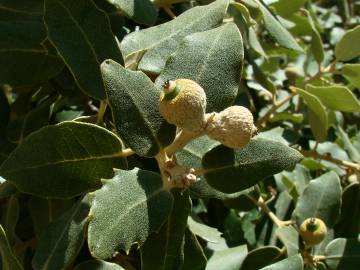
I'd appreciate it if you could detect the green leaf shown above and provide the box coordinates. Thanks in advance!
[6,97,54,143]
[74,260,125,270]
[156,22,243,113]
[304,10,324,65]
[105,0,157,26]
[335,183,360,238]
[259,254,303,270]
[140,190,191,270]
[0,90,10,132]
[0,121,127,198]
[176,135,253,199]
[0,8,45,50]
[269,112,303,124]
[0,224,23,270]
[88,168,173,258]
[44,0,123,100]
[32,196,90,270]
[0,0,44,13]
[306,84,360,112]
[253,0,303,52]
[206,245,248,270]
[292,171,342,228]
[120,0,229,74]
[188,216,222,243]
[255,127,289,145]
[28,197,75,238]
[276,226,299,257]
[0,8,64,86]
[295,88,328,142]
[336,126,360,162]
[335,25,360,61]
[250,57,277,95]
[342,64,360,89]
[241,246,282,270]
[182,228,207,270]
[202,138,303,193]
[271,0,307,18]
[325,238,360,270]
[0,181,17,199]
[0,195,19,246]
[0,51,64,87]
[101,59,176,157]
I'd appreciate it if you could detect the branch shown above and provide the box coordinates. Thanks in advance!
[115,148,136,157]
[248,195,293,227]
[256,92,297,128]
[301,149,360,171]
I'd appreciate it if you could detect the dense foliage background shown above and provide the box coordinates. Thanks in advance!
[0,0,360,269]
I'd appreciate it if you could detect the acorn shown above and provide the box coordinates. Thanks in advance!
[205,106,256,149]
[299,217,327,247]
[159,79,207,133]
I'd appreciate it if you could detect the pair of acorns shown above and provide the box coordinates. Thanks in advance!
[159,79,257,149]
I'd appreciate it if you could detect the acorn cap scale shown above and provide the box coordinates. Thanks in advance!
[159,79,207,133]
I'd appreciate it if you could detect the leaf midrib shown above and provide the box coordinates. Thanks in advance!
[1,151,123,174]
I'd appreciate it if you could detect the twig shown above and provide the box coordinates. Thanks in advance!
[256,92,297,128]
[248,195,293,227]
[115,148,136,157]
[163,6,176,18]
[96,100,107,125]
[301,150,360,171]
[165,129,204,157]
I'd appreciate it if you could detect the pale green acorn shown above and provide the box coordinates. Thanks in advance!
[206,106,257,149]
[159,79,207,133]
[299,218,327,247]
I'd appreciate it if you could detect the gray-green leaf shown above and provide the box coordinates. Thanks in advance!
[140,189,191,270]
[0,121,127,198]
[0,224,23,270]
[120,0,229,74]
[335,25,360,61]
[88,168,173,258]
[342,64,360,89]
[183,228,207,270]
[101,59,176,157]
[241,246,282,270]
[0,9,64,86]
[296,87,328,142]
[176,135,254,199]
[105,0,157,26]
[254,0,303,52]
[292,171,342,228]
[306,84,360,112]
[32,196,90,270]
[44,0,123,100]
[206,245,248,270]
[156,22,243,113]
[202,138,303,193]
[74,260,125,270]
[325,238,360,270]
[259,254,303,270]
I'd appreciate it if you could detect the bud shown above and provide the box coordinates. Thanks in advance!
[299,217,327,247]
[205,106,256,149]
[159,79,206,133]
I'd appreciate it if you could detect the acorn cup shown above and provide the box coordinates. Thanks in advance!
[159,79,207,133]
[205,105,257,149]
